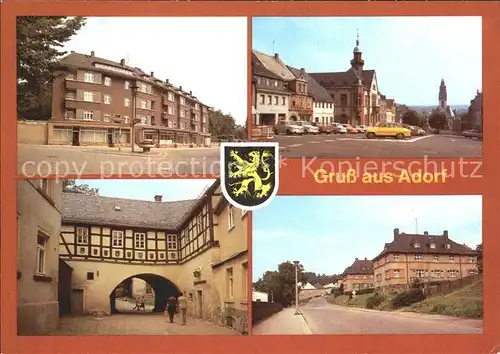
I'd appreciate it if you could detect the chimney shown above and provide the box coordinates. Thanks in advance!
[70,50,75,54]
[364,257,367,261]
[189,90,192,95]
[393,228,399,240]
[443,230,448,239]
[424,231,429,236]
[165,79,169,84]
[355,258,358,261]
[120,59,125,66]
[154,195,163,202]
[150,71,154,77]
[90,51,95,57]
[274,53,279,59]
[179,86,183,91]
[301,68,305,72]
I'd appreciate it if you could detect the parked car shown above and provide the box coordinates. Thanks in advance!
[342,124,358,134]
[356,125,367,134]
[273,121,305,135]
[332,123,348,134]
[402,124,420,136]
[296,121,320,134]
[314,123,334,134]
[415,127,427,136]
[462,129,482,140]
[366,122,411,139]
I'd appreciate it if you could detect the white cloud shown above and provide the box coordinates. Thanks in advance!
[64,17,247,124]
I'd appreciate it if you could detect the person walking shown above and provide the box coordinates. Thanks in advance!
[165,295,177,323]
[177,292,188,325]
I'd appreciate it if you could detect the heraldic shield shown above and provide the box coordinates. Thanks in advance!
[220,142,279,211]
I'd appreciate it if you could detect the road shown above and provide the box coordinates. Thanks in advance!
[275,133,482,158]
[299,297,483,334]
[18,144,221,177]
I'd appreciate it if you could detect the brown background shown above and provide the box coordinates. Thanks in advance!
[2,1,500,354]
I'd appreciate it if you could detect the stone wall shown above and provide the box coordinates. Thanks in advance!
[18,121,48,145]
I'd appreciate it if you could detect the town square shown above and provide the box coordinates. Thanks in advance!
[252,196,483,334]
[251,17,482,158]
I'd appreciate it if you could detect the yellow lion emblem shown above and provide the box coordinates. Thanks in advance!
[228,149,273,199]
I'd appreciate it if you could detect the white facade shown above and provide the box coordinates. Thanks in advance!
[255,91,290,125]
[252,291,268,302]
[313,101,335,125]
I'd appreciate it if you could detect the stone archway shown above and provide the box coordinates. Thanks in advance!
[290,115,298,121]
[109,273,181,314]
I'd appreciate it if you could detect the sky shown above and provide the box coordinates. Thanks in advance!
[253,17,482,106]
[252,195,482,281]
[63,17,247,124]
[74,179,215,202]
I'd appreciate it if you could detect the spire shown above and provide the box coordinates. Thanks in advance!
[353,28,361,53]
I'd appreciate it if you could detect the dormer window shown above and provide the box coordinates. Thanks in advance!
[445,244,451,249]
[430,243,436,249]
[414,243,421,248]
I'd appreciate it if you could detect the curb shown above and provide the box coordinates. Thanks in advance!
[298,310,313,335]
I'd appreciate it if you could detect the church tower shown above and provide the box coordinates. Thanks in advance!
[439,78,448,110]
[350,29,365,83]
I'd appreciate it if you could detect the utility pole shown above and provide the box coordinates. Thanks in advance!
[130,82,139,153]
[293,261,300,315]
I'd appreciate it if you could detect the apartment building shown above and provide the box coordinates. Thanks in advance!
[252,53,290,126]
[341,258,374,292]
[17,179,63,335]
[50,51,211,147]
[372,228,479,292]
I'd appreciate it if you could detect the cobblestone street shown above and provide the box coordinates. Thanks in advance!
[50,314,240,335]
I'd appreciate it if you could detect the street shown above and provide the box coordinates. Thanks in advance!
[18,144,221,177]
[275,133,482,158]
[254,297,483,335]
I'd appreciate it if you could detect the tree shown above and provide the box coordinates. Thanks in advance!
[476,243,483,273]
[17,16,86,120]
[63,180,99,195]
[209,109,237,140]
[338,282,344,294]
[401,110,421,127]
[428,111,448,133]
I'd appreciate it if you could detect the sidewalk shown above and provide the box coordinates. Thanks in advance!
[252,307,312,335]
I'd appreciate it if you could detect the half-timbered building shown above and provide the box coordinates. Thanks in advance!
[58,179,248,333]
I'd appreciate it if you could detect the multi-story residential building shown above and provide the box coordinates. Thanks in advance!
[372,228,479,292]
[252,50,313,121]
[309,34,382,126]
[252,53,290,126]
[50,51,211,148]
[385,97,396,123]
[56,179,248,333]
[288,66,334,125]
[17,179,63,335]
[341,258,374,292]
[468,90,482,131]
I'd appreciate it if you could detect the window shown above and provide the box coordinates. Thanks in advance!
[124,98,130,107]
[430,243,436,249]
[414,243,421,248]
[259,95,265,105]
[195,103,199,110]
[267,95,272,105]
[228,205,234,230]
[180,97,186,105]
[82,110,94,121]
[433,255,440,261]
[448,270,458,278]
[66,92,76,100]
[226,267,234,298]
[124,116,129,124]
[392,254,399,261]
[449,255,455,263]
[281,97,285,105]
[393,270,400,278]
[468,269,477,276]
[167,235,177,250]
[87,272,94,280]
[104,113,111,122]
[469,256,475,263]
[84,72,95,83]
[167,106,173,115]
[83,91,94,102]
[36,232,48,275]
[139,82,148,93]
[414,254,423,261]
[104,77,112,86]
[76,227,89,244]
[112,230,124,248]
[274,96,278,105]
[167,92,174,101]
[141,100,148,109]
[134,232,146,249]
[104,95,111,104]
[445,244,451,249]
[415,269,425,278]
[124,81,130,89]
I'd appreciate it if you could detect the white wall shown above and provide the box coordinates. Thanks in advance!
[313,101,335,124]
[256,92,289,116]
[252,291,268,302]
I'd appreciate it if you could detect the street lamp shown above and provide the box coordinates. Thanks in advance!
[129,82,139,153]
[293,260,300,315]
